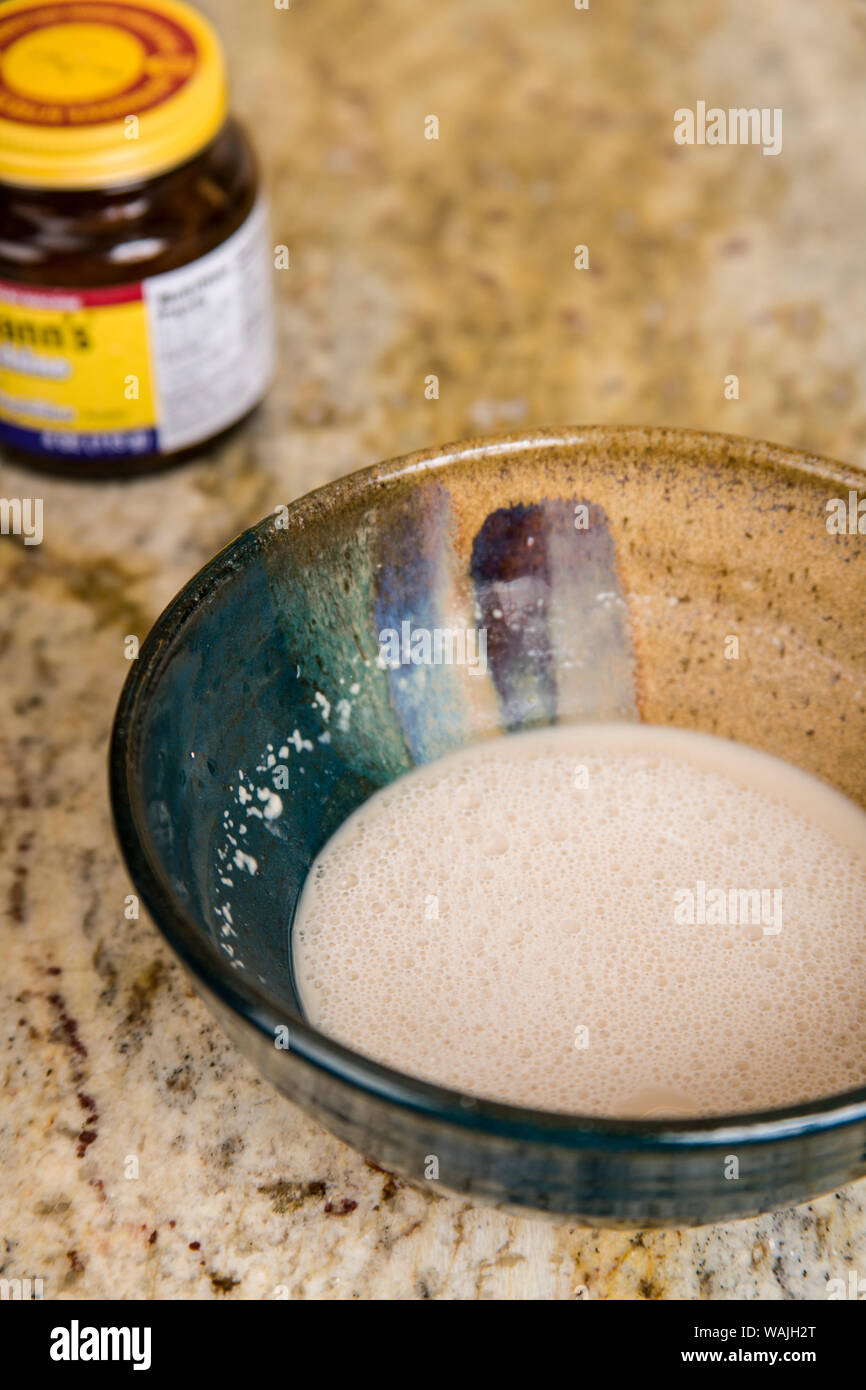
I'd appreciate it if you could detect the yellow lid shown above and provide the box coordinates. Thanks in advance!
[0,0,228,189]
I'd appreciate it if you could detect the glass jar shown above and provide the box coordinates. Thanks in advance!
[0,0,275,478]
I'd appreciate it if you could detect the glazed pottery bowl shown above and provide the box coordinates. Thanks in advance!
[110,425,866,1226]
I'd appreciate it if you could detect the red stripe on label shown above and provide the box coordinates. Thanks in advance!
[0,280,143,310]
[77,284,143,307]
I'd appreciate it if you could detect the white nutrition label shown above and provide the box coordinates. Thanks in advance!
[144,199,275,452]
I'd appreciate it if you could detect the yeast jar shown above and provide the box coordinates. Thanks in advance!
[0,0,275,478]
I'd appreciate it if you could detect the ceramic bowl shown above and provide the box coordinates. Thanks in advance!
[110,426,866,1225]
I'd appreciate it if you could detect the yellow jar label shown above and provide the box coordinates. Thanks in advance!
[0,280,158,456]
[0,199,274,460]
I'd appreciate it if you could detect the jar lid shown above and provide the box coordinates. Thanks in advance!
[0,0,228,189]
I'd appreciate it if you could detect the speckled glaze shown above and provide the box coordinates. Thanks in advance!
[111,425,866,1226]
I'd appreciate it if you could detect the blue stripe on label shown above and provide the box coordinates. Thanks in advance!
[0,421,158,459]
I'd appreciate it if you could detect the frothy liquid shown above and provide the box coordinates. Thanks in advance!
[292,724,866,1117]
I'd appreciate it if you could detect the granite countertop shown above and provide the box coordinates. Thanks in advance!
[2,0,865,1299]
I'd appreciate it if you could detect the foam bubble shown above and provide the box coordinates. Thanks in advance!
[291,723,866,1118]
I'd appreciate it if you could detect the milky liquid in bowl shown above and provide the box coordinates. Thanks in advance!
[291,724,866,1118]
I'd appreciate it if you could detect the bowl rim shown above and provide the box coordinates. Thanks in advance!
[109,423,866,1150]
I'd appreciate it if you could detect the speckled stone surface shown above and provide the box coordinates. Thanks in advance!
[2,0,866,1299]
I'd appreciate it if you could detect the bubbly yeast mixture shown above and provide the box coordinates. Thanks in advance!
[293,724,866,1117]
